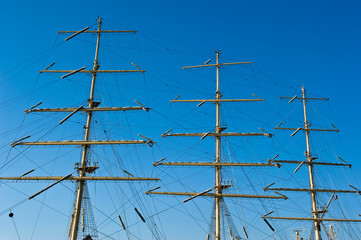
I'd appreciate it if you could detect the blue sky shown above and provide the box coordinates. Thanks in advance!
[0,1,361,240]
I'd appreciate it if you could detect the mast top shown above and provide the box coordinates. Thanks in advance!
[280,87,329,101]
[58,17,136,35]
[182,50,251,69]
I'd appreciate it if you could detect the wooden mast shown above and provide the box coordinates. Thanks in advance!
[148,51,287,239]
[301,87,321,240]
[6,17,159,240]
[70,17,102,240]
[263,87,361,238]
[215,50,221,240]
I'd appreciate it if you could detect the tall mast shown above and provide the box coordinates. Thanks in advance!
[263,87,361,238]
[148,51,287,239]
[70,17,102,240]
[5,18,159,240]
[215,50,221,240]
[301,87,321,240]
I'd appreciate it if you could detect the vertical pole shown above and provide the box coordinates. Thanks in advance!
[70,17,102,240]
[301,87,321,240]
[215,50,221,240]
[295,230,300,240]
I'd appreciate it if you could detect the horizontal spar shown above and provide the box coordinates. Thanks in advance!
[275,127,339,132]
[264,187,359,194]
[146,191,287,199]
[272,160,351,167]
[154,162,277,167]
[163,132,270,137]
[262,216,361,222]
[25,106,148,113]
[0,176,159,181]
[40,70,145,73]
[171,99,263,103]
[280,96,329,101]
[58,30,137,33]
[12,140,153,146]
[182,61,252,69]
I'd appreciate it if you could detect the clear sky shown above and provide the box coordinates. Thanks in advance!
[0,1,360,240]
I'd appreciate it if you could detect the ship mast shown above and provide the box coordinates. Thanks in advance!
[70,17,102,240]
[301,87,321,240]
[263,87,361,239]
[215,50,222,240]
[3,17,159,240]
[148,51,287,240]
